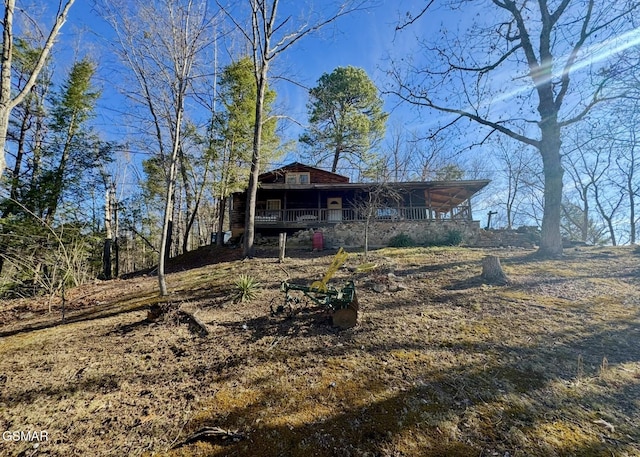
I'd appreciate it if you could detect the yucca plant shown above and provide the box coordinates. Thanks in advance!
[233,274,261,303]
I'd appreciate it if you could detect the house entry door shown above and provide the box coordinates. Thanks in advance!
[327,197,342,221]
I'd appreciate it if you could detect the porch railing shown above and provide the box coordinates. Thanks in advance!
[254,206,471,224]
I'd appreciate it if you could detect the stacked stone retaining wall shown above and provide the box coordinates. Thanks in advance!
[258,224,538,250]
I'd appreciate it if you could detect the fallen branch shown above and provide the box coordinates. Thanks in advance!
[593,418,615,433]
[172,426,245,449]
[178,304,210,336]
[147,302,211,337]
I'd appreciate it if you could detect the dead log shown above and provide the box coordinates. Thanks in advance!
[172,426,245,449]
[147,303,210,336]
[481,255,509,285]
[178,304,210,336]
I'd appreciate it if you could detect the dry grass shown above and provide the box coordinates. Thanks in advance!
[1,245,639,457]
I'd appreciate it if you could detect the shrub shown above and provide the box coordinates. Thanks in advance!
[444,229,464,246]
[516,225,542,244]
[233,274,261,303]
[388,233,416,248]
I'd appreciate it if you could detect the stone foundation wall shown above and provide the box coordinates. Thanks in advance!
[473,229,539,249]
[260,223,538,250]
[299,220,481,249]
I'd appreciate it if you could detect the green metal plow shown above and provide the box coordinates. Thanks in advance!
[273,248,359,329]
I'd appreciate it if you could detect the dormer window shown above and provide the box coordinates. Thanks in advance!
[285,172,310,184]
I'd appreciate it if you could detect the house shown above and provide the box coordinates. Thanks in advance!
[230,162,490,247]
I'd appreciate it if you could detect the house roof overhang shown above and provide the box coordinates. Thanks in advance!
[256,180,490,212]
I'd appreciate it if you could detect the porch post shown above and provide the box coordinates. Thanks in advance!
[284,191,288,221]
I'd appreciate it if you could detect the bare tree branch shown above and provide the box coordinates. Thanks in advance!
[395,0,435,32]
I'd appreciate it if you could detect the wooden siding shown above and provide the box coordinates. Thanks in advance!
[231,193,246,237]
[258,162,349,184]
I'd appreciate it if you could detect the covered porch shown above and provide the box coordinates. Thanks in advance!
[231,180,489,236]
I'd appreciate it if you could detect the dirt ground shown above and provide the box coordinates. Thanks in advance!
[1,245,639,457]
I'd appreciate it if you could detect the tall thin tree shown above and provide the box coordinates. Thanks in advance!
[101,0,217,295]
[0,0,75,179]
[219,0,367,257]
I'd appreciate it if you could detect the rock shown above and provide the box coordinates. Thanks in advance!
[372,283,387,293]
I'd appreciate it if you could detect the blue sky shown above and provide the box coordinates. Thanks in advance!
[35,0,640,169]
[56,1,437,155]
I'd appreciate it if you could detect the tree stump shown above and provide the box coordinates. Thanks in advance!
[481,255,509,284]
[278,232,287,263]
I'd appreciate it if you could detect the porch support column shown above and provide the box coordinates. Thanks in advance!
[449,192,454,219]
[284,191,288,222]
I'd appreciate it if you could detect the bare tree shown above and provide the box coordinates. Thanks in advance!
[571,130,623,245]
[563,122,604,243]
[219,0,367,257]
[100,0,217,295]
[0,0,76,179]
[490,138,538,229]
[352,183,401,259]
[611,104,640,244]
[390,0,640,257]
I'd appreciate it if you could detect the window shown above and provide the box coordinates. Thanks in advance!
[266,199,281,210]
[285,172,310,184]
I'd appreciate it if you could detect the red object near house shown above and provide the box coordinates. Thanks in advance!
[312,231,324,251]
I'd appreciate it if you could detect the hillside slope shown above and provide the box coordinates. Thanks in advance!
[1,246,639,456]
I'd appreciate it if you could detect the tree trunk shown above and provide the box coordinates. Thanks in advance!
[103,239,112,280]
[628,175,636,244]
[604,215,617,246]
[8,103,31,202]
[179,148,195,254]
[159,150,180,296]
[216,197,226,246]
[581,188,589,243]
[0,0,15,180]
[364,216,370,260]
[481,255,509,284]
[537,106,564,257]
[331,143,342,173]
[0,108,9,180]
[243,69,268,258]
[113,193,119,278]
[278,232,286,263]
[103,187,113,279]
[183,197,200,254]
[114,237,119,278]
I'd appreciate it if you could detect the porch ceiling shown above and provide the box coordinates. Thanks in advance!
[258,180,490,212]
